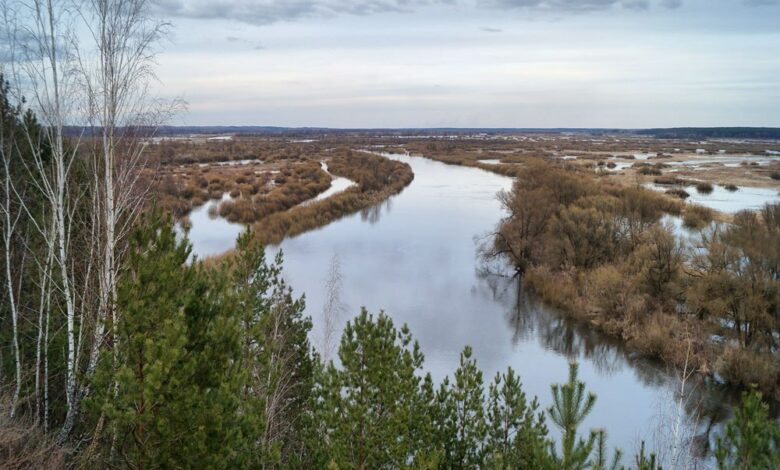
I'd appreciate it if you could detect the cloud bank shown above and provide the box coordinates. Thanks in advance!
[154,0,689,26]
[153,0,452,25]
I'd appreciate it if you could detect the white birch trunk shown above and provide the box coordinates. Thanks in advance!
[1,124,22,418]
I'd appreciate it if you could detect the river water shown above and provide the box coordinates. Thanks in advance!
[186,152,743,466]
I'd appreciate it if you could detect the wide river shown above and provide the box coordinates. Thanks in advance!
[186,152,745,466]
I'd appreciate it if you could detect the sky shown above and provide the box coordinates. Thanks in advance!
[149,0,780,128]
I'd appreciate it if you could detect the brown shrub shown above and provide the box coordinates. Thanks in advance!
[695,182,714,194]
[585,264,644,327]
[665,188,690,199]
[654,176,688,185]
[683,204,714,229]
[523,266,582,314]
[638,166,661,176]
[717,347,779,394]
[628,312,674,360]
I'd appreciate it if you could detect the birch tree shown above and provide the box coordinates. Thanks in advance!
[0,72,23,418]
[77,0,172,388]
[5,0,85,440]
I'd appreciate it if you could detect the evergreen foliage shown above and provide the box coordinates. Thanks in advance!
[549,362,598,469]
[88,216,246,468]
[715,390,780,470]
[5,211,780,469]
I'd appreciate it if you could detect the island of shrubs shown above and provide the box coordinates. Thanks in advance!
[488,160,780,399]
[252,150,414,245]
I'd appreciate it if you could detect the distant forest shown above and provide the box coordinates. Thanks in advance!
[638,127,780,139]
[134,126,780,139]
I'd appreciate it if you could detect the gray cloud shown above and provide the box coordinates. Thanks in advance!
[153,0,452,25]
[480,26,502,32]
[479,0,678,12]
[222,34,266,50]
[155,0,778,26]
[155,0,686,26]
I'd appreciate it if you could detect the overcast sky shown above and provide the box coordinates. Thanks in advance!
[150,0,780,128]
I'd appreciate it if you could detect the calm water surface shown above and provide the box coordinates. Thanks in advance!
[647,183,780,213]
[187,152,744,465]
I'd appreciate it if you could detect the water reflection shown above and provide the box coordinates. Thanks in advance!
[360,197,393,224]
[502,275,760,463]
[504,280,628,376]
[176,194,245,259]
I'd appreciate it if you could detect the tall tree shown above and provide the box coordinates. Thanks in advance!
[0,72,24,417]
[78,0,173,401]
[231,231,315,467]
[3,0,86,440]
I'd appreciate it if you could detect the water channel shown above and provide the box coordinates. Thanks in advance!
[184,152,755,465]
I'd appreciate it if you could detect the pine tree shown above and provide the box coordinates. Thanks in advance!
[590,429,621,470]
[441,346,487,468]
[715,390,780,470]
[548,362,597,470]
[631,441,662,470]
[484,367,553,469]
[314,309,436,468]
[231,230,315,467]
[87,216,245,468]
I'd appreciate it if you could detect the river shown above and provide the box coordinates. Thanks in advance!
[185,151,743,466]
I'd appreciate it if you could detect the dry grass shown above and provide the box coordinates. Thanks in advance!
[0,411,67,469]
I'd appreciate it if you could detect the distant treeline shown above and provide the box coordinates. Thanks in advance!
[64,125,780,139]
[638,127,780,140]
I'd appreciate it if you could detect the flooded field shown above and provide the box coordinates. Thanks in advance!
[647,182,780,213]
